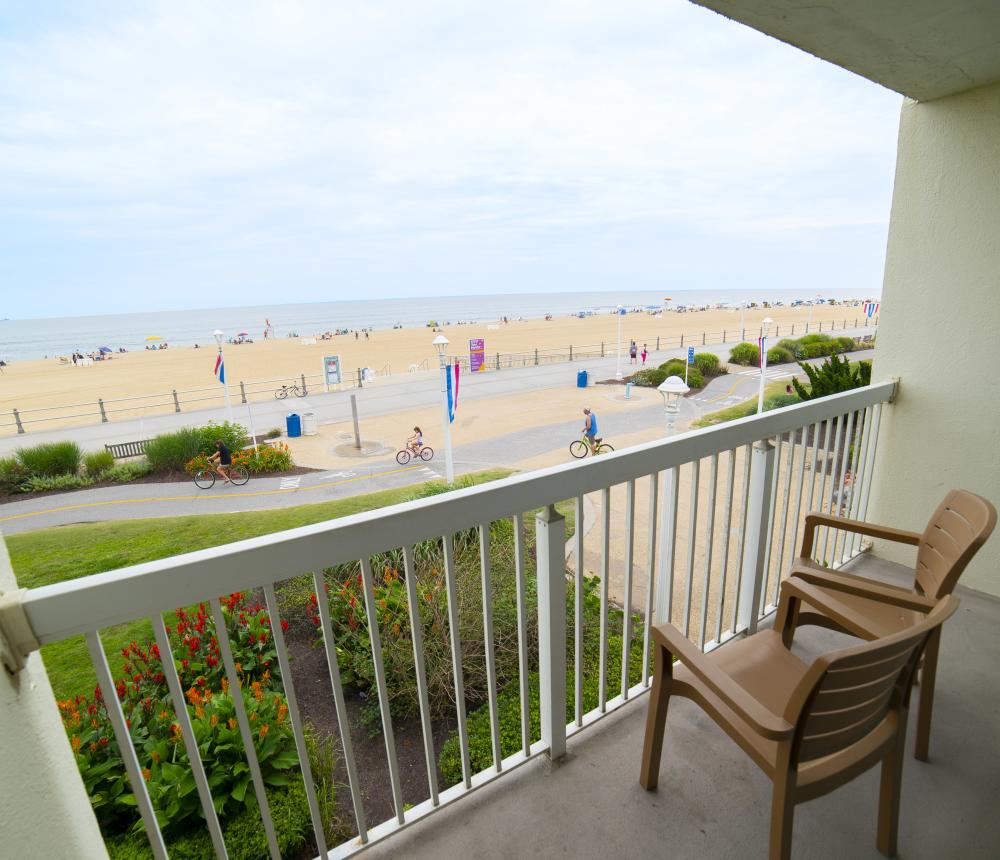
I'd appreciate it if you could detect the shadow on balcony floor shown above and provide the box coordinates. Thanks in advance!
[365,555,1000,859]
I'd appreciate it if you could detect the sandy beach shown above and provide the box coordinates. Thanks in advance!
[0,303,867,434]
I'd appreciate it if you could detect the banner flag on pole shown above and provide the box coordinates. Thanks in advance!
[863,301,880,318]
[758,336,766,368]
[214,351,225,384]
[446,361,460,422]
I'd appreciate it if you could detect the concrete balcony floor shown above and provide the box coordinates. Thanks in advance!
[367,555,1000,859]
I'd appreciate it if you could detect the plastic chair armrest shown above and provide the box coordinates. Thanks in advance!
[653,623,795,741]
[799,511,921,558]
[787,569,937,613]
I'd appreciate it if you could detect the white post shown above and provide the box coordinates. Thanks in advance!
[740,302,745,340]
[214,331,235,425]
[737,439,776,634]
[536,504,567,760]
[615,309,623,380]
[439,357,455,483]
[757,337,768,414]
[246,400,259,451]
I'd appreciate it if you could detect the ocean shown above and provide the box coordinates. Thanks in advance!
[0,288,878,362]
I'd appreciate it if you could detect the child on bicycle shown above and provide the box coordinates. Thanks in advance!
[406,426,423,454]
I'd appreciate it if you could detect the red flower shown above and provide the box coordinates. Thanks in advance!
[280,619,289,632]
[115,680,126,699]
[100,737,109,746]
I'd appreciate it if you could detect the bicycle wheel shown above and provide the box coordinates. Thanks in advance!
[275,387,288,400]
[194,469,216,489]
[396,450,412,465]
[596,443,615,455]
[419,446,434,461]
[569,440,589,459]
[294,386,306,397]
[229,465,250,486]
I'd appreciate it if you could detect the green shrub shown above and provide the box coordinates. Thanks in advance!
[766,346,794,365]
[105,784,312,860]
[792,353,869,401]
[798,333,831,345]
[728,342,759,366]
[684,366,705,389]
[16,441,82,477]
[763,393,799,411]
[146,422,248,474]
[629,367,667,387]
[265,427,283,439]
[692,352,721,376]
[101,461,152,482]
[144,427,203,473]
[775,338,800,354]
[799,341,835,359]
[836,336,856,352]
[19,474,93,493]
[439,577,645,786]
[234,443,294,474]
[657,358,687,377]
[0,456,27,492]
[84,450,115,477]
[857,360,872,385]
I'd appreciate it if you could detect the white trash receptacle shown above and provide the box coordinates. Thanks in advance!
[301,411,319,436]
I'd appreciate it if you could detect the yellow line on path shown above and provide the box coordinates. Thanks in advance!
[704,378,743,404]
[0,465,424,524]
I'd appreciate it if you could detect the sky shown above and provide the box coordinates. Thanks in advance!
[0,0,902,319]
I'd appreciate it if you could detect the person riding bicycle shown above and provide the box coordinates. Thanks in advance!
[406,426,423,453]
[582,408,599,455]
[209,439,233,484]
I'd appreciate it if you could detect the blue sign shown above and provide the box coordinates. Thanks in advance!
[687,346,695,365]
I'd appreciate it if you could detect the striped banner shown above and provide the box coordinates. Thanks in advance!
[446,361,460,423]
[863,301,880,318]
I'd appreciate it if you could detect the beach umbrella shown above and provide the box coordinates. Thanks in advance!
[145,335,162,341]
[98,346,112,353]
[237,331,249,336]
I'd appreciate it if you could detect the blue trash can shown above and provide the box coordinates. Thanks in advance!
[577,370,588,388]
[286,413,302,438]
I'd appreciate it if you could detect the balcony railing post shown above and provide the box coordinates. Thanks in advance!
[655,467,680,624]
[536,504,567,760]
[736,438,776,635]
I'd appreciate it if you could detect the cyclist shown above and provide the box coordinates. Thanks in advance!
[406,426,424,454]
[582,408,599,455]
[208,439,233,484]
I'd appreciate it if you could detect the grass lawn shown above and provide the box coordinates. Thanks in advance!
[693,378,803,427]
[7,469,512,701]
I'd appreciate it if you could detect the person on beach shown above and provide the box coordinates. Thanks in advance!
[582,408,599,455]
[641,344,648,365]
[209,439,233,484]
[406,426,423,453]
[629,341,637,364]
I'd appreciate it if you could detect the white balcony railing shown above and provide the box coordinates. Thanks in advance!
[8,380,894,859]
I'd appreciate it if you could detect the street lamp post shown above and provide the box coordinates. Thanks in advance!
[213,329,235,424]
[615,305,625,380]
[654,374,689,625]
[657,375,690,436]
[739,301,746,341]
[432,334,455,483]
[757,316,774,415]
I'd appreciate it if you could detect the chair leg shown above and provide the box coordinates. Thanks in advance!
[769,772,796,860]
[914,627,941,762]
[639,644,672,791]
[877,730,905,856]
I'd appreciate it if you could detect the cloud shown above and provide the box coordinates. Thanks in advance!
[0,0,901,312]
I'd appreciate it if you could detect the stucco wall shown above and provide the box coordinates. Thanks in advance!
[869,81,1000,594]
[0,538,107,857]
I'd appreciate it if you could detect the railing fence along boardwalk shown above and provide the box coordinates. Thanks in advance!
[6,381,894,858]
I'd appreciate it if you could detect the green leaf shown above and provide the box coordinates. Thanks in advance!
[263,772,290,787]
[230,774,250,802]
[177,771,197,797]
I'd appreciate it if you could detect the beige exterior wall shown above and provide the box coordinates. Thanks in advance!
[869,81,1000,595]
[0,539,107,857]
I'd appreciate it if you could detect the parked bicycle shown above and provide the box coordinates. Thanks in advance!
[396,445,435,465]
[193,464,250,489]
[274,383,306,399]
[569,434,614,458]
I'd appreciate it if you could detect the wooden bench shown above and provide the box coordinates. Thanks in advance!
[105,440,153,460]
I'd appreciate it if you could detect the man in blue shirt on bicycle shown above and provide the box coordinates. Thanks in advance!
[583,408,598,455]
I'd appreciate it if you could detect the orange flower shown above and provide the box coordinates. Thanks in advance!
[235,662,242,673]
[151,751,161,764]
[276,703,288,724]
[250,712,257,722]
[142,767,151,781]
[195,706,205,719]
[159,711,169,720]
[262,669,271,682]
[210,714,219,727]
[258,724,270,739]
[251,681,264,701]
[228,718,237,730]
[89,742,98,753]
[71,735,82,752]
[221,677,230,694]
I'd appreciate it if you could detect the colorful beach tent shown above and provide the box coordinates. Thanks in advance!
[145,335,162,341]
[98,346,112,353]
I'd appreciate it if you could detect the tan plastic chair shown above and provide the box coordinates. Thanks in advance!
[777,489,996,760]
[640,583,959,860]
